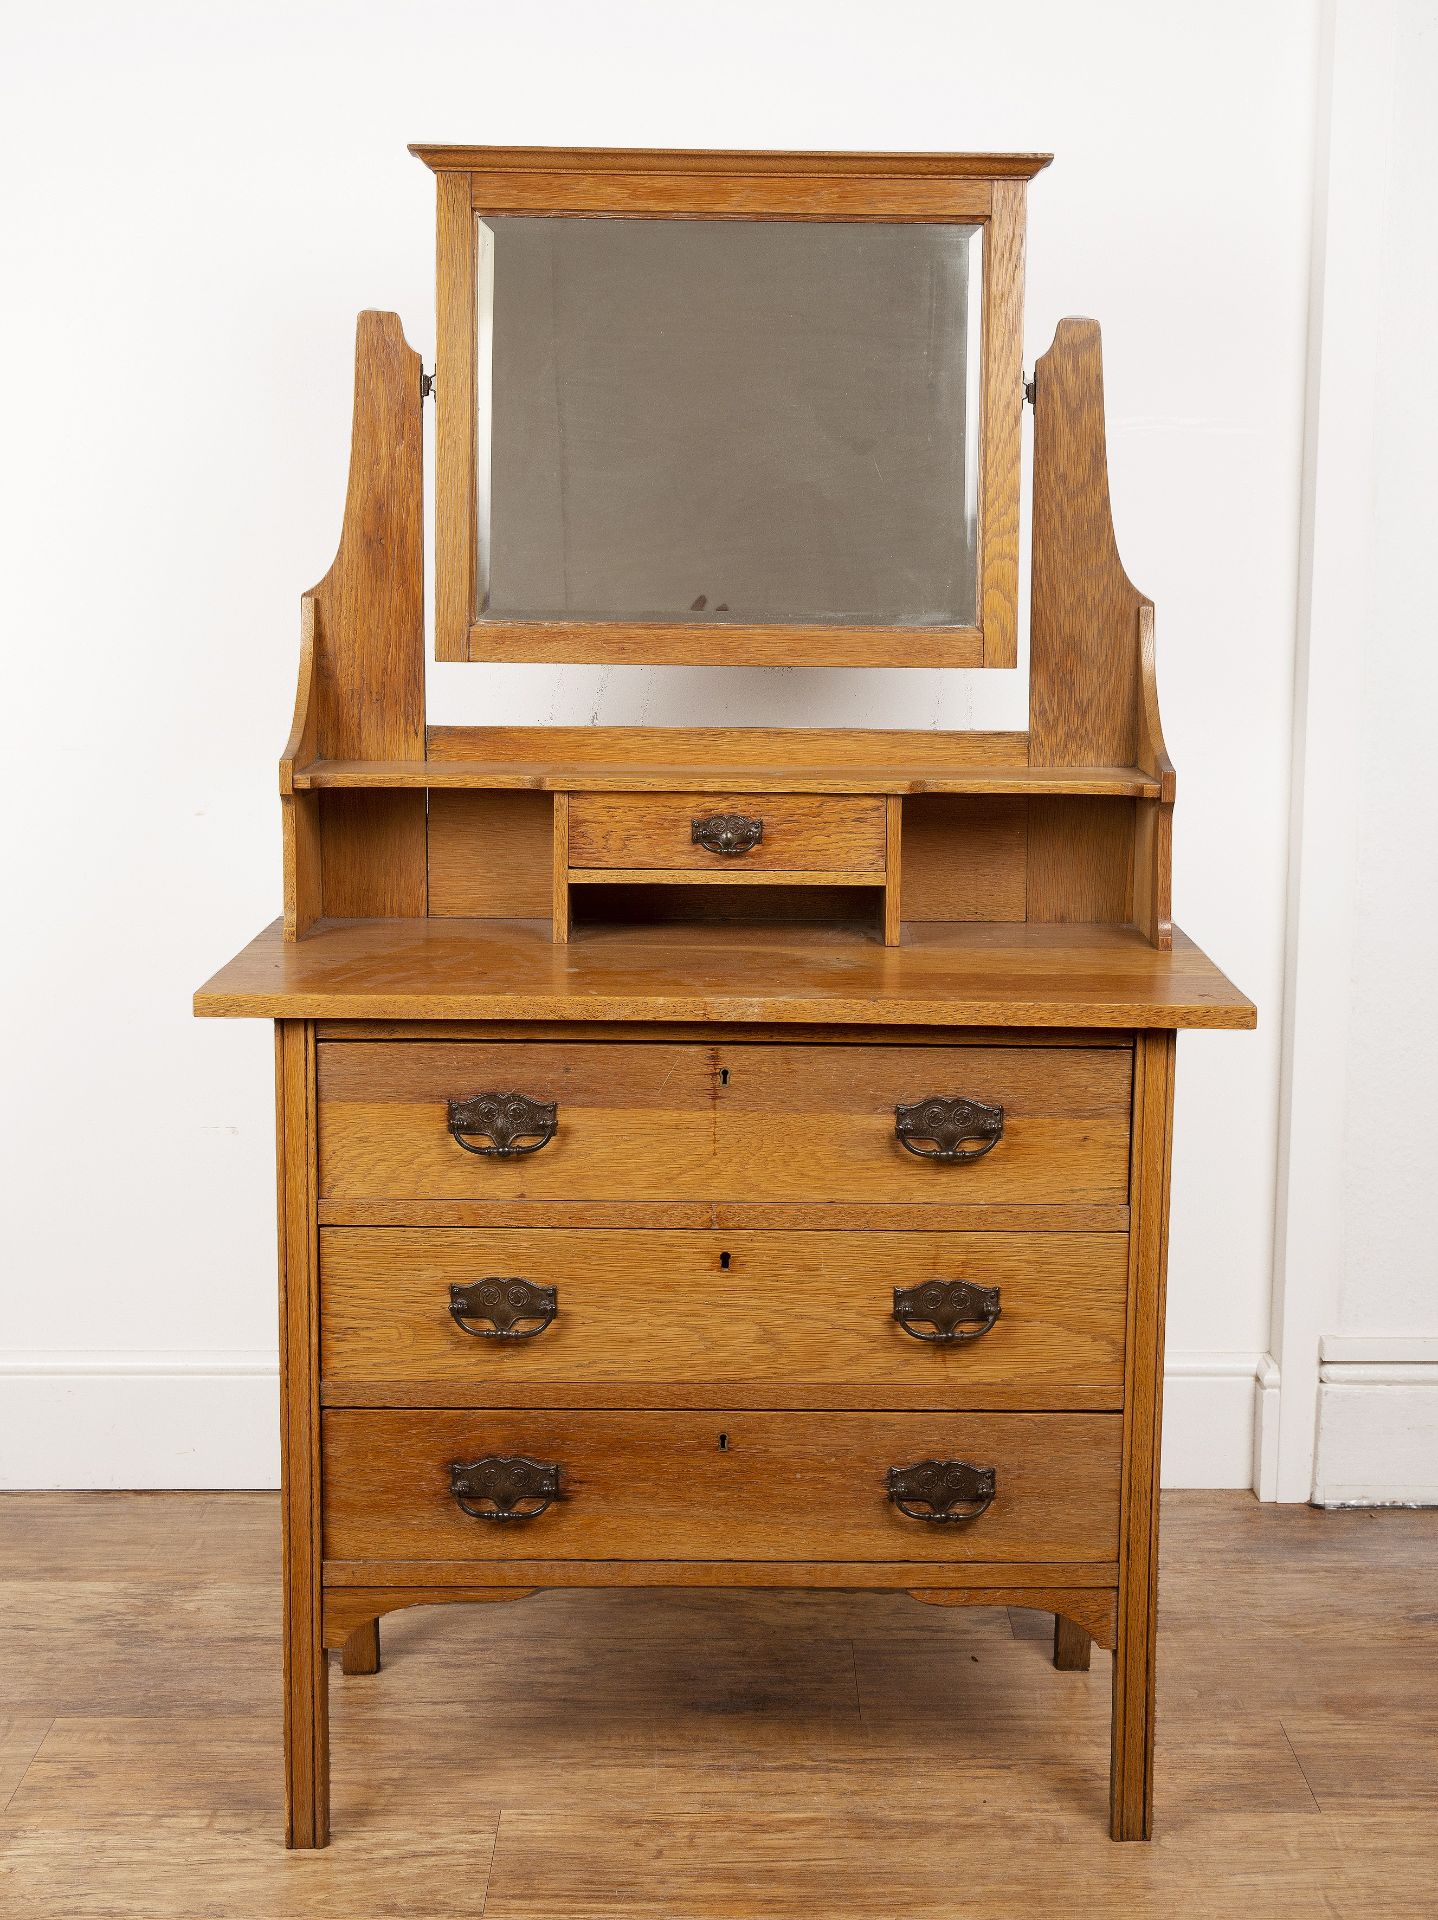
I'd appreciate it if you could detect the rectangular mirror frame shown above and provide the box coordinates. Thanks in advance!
[414,146,1051,669]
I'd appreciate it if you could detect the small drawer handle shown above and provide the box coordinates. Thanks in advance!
[449,1454,561,1522]
[449,1277,558,1339]
[691,812,764,856]
[447,1091,558,1158]
[887,1459,996,1523]
[894,1095,1004,1162]
[892,1279,1002,1343]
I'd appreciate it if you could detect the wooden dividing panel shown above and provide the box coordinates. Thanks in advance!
[427,790,553,918]
[319,1227,1130,1409]
[901,796,1028,922]
[322,1408,1122,1565]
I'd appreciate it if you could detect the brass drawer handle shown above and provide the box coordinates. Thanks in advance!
[691,812,764,855]
[447,1091,558,1158]
[887,1459,996,1523]
[894,1095,1004,1162]
[892,1279,1001,1343]
[449,1278,558,1339]
[449,1454,561,1522]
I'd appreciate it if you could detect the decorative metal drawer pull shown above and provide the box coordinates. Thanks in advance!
[447,1091,558,1158]
[894,1094,1004,1162]
[449,1454,561,1522]
[449,1277,558,1339]
[892,1278,1002,1342]
[887,1459,997,1523]
[691,812,764,855]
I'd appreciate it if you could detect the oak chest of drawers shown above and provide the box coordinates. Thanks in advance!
[196,141,1254,1850]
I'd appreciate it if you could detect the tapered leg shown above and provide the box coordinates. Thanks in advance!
[1109,1031,1175,1842]
[1053,1615,1091,1671]
[277,1021,330,1848]
[341,1618,381,1676]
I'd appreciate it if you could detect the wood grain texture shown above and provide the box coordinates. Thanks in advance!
[1110,1029,1175,1840]
[279,312,427,931]
[884,796,903,946]
[551,792,570,944]
[338,1618,380,1676]
[980,181,1026,667]
[195,918,1256,1030]
[426,790,553,919]
[434,171,475,660]
[317,1199,1130,1233]
[318,1227,1129,1409]
[429,724,1028,773]
[1026,796,1134,927]
[275,1022,327,1848]
[913,1586,1117,1650]
[411,145,1055,179]
[1029,317,1150,770]
[322,1409,1122,1566]
[568,793,886,873]
[314,1039,1134,1207]
[465,171,997,219]
[1053,1612,1092,1670]
[465,618,986,670]
[294,756,1162,796]
[901,795,1028,922]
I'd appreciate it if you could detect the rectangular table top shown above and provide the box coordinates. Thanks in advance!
[194,917,1255,1032]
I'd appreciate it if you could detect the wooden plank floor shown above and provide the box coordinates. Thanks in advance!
[0,1492,1433,1917]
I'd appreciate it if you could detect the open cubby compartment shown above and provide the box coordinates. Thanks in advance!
[280,312,1172,952]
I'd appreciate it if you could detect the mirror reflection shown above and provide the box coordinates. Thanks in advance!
[475,216,983,628]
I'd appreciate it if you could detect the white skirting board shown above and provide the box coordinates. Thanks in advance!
[0,1356,280,1490]
[1312,1341,1438,1508]
[2,1350,1274,1492]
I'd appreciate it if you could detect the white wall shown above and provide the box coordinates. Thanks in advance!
[1304,0,1438,1505]
[0,1,1326,1488]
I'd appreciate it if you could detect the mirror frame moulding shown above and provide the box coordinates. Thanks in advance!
[414,145,1050,671]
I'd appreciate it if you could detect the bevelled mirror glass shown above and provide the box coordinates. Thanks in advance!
[474,217,983,628]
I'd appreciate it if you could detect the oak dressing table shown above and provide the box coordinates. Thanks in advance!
[195,144,1254,1847]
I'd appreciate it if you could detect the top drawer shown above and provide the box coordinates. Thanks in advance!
[567,792,887,872]
[317,1042,1132,1207]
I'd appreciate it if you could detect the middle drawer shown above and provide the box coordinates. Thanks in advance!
[320,1228,1128,1410]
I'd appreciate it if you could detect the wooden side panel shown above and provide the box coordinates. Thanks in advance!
[322,1409,1122,1565]
[1029,318,1149,769]
[275,1022,328,1849]
[427,791,553,918]
[1111,1029,1176,1840]
[1026,798,1134,927]
[901,796,1027,922]
[283,310,428,932]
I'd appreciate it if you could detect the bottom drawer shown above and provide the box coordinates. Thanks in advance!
[322,1410,1121,1565]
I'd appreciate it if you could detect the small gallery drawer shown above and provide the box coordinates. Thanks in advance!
[322,1409,1122,1565]
[567,792,887,872]
[320,1228,1129,1409]
[316,1041,1132,1207]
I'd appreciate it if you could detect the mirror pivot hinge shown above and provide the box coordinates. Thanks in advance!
[421,367,436,401]
[1023,374,1035,406]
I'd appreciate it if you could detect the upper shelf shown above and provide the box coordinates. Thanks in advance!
[288,758,1163,799]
